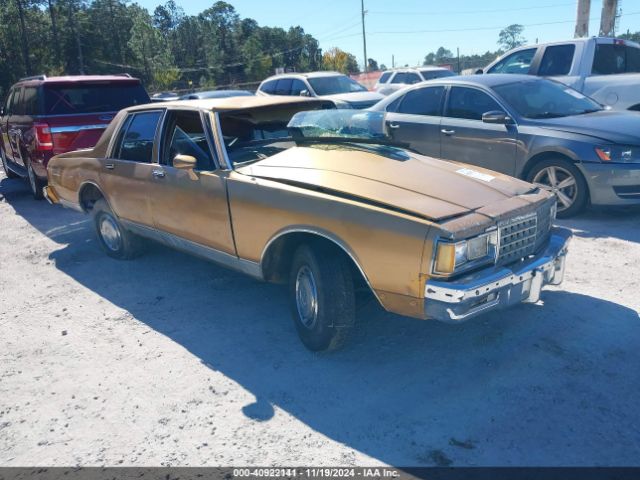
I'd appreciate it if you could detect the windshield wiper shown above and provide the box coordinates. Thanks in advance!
[574,108,602,115]
[292,136,411,150]
[528,112,568,119]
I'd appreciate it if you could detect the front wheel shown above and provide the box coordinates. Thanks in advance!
[92,199,143,260]
[526,159,588,218]
[288,244,356,351]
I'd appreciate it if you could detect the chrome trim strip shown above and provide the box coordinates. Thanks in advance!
[49,124,110,134]
[121,220,263,279]
[211,112,233,170]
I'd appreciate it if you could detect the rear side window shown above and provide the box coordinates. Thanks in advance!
[275,78,293,95]
[488,48,537,74]
[10,88,23,115]
[391,73,407,84]
[392,72,422,84]
[398,86,445,116]
[22,87,39,115]
[378,72,392,83]
[260,80,277,94]
[446,87,502,120]
[539,44,575,76]
[420,70,455,80]
[43,83,149,115]
[116,111,162,163]
[592,43,640,74]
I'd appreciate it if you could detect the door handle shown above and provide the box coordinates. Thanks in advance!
[152,169,165,178]
[387,122,400,129]
[105,163,115,170]
[441,129,456,135]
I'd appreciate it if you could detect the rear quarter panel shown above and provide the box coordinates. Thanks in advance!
[47,150,103,207]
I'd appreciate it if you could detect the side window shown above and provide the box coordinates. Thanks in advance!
[391,72,407,84]
[405,73,422,85]
[3,89,15,115]
[290,79,307,95]
[592,44,640,74]
[11,88,24,115]
[116,111,162,163]
[397,86,445,116]
[162,110,215,170]
[260,80,277,94]
[446,87,502,121]
[488,48,537,74]
[275,78,293,95]
[378,72,392,83]
[539,44,575,76]
[22,87,39,115]
[385,95,403,112]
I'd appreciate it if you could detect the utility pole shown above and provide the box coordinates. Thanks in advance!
[392,54,395,69]
[361,0,368,73]
[575,0,591,38]
[600,0,618,36]
[456,47,460,74]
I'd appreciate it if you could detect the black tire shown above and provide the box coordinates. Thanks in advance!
[92,198,143,260]
[1,148,19,179]
[288,243,356,352]
[26,159,45,200]
[526,158,588,218]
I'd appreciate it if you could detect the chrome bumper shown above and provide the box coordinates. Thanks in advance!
[424,227,571,322]
[43,185,59,205]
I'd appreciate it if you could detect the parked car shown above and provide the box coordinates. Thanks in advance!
[371,74,640,217]
[480,37,640,111]
[0,74,150,199]
[180,90,253,100]
[44,96,570,351]
[374,67,455,95]
[257,71,384,109]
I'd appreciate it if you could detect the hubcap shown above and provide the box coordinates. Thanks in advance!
[295,265,319,328]
[532,166,577,212]
[99,214,122,252]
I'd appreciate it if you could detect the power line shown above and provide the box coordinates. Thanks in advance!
[368,10,640,35]
[369,2,577,16]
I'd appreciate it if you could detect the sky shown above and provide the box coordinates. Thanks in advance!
[136,0,640,69]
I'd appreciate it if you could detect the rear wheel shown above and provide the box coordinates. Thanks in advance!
[92,199,143,260]
[526,158,588,218]
[288,243,355,351]
[26,160,45,200]
[0,148,19,179]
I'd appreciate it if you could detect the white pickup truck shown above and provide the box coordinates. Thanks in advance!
[481,37,640,111]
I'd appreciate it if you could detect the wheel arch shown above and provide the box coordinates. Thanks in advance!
[260,228,381,305]
[521,150,578,181]
[78,181,110,213]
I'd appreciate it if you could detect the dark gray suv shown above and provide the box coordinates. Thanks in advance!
[371,74,640,217]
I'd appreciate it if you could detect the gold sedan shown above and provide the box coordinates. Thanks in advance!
[44,96,571,351]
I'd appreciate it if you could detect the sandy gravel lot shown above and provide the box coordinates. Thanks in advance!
[1,170,639,467]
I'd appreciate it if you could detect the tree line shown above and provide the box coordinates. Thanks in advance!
[0,0,365,96]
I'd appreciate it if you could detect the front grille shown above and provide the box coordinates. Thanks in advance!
[497,200,553,266]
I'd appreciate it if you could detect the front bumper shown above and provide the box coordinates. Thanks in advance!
[579,162,640,205]
[424,227,571,322]
[43,185,60,205]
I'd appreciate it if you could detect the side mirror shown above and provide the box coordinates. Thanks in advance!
[482,110,513,125]
[173,154,197,170]
[475,68,484,75]
[299,89,310,97]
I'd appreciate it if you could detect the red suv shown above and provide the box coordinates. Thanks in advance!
[0,74,150,198]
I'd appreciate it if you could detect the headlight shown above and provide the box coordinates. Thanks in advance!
[595,145,640,163]
[333,100,353,109]
[433,231,499,275]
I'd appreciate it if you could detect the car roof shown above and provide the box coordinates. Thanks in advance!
[182,90,253,99]
[261,71,344,82]
[16,74,141,86]
[126,95,331,112]
[431,73,538,87]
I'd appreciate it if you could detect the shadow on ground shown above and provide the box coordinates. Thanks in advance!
[3,175,640,465]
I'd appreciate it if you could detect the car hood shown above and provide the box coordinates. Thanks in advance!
[533,111,640,145]
[318,91,385,104]
[236,145,537,222]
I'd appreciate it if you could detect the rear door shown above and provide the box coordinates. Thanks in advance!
[0,88,16,163]
[385,85,445,158]
[98,110,163,227]
[440,86,517,175]
[147,109,235,254]
[6,87,25,166]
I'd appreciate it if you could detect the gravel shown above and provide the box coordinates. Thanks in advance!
[1,170,639,466]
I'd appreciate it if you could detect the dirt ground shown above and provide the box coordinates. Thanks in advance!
[1,170,639,467]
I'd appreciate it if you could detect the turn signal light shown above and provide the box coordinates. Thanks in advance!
[595,147,611,162]
[435,243,456,274]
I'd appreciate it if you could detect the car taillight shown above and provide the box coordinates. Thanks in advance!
[34,122,53,151]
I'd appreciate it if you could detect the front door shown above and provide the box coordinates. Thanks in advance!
[440,86,517,176]
[148,109,235,255]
